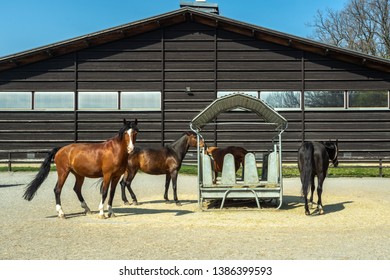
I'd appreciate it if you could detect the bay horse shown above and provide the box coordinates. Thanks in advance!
[120,131,204,206]
[206,146,248,183]
[298,140,339,215]
[23,119,138,219]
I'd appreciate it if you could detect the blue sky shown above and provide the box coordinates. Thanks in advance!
[0,0,347,57]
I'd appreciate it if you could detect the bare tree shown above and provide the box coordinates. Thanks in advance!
[309,0,390,58]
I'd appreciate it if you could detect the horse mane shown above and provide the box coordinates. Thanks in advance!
[183,131,196,137]
[118,125,128,140]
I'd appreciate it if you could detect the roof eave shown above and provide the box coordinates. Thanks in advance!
[0,8,190,71]
[1,7,389,73]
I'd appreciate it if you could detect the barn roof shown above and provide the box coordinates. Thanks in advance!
[1,7,390,73]
[190,93,288,131]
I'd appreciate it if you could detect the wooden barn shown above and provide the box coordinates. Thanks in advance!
[0,6,389,163]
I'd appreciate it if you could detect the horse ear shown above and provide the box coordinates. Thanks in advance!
[134,118,138,125]
[123,118,127,124]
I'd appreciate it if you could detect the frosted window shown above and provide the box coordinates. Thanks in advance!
[35,92,74,110]
[78,92,117,109]
[0,92,31,109]
[121,92,161,110]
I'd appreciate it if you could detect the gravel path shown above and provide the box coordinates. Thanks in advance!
[1,171,390,260]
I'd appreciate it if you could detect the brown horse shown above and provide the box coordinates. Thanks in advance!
[206,146,248,183]
[120,131,204,206]
[23,119,138,219]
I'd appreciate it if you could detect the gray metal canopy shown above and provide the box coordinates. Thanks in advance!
[190,93,288,131]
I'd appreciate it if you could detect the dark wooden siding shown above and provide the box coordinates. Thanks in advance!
[1,20,389,161]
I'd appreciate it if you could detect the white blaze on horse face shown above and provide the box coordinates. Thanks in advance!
[127,128,135,153]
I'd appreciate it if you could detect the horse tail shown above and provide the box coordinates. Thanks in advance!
[300,142,314,197]
[23,147,60,201]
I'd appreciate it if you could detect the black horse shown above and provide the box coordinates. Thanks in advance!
[120,131,204,206]
[298,140,339,215]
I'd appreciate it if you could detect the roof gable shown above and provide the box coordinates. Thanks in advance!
[1,7,389,73]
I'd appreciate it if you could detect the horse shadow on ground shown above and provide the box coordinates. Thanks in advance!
[282,195,354,215]
[131,199,197,206]
[45,200,197,219]
[0,183,24,188]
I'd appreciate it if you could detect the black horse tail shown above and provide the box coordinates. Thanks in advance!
[300,142,314,197]
[23,147,61,201]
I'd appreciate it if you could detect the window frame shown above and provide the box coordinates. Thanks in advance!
[347,90,389,110]
[303,90,345,111]
[34,91,75,111]
[120,91,161,111]
[0,91,32,110]
[259,91,301,111]
[77,91,118,111]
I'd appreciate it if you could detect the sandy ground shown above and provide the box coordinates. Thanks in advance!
[0,171,390,260]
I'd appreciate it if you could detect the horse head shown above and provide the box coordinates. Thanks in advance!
[206,146,218,155]
[120,118,139,153]
[185,131,204,148]
[324,140,339,167]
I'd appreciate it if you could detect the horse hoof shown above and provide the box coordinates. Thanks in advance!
[98,214,106,219]
[107,213,116,218]
[133,200,139,206]
[176,201,182,206]
[123,201,130,206]
[58,214,66,219]
[305,211,311,216]
[318,209,324,215]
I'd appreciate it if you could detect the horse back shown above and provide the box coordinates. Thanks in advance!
[298,142,329,176]
[130,147,178,175]
[312,142,330,174]
[209,146,247,172]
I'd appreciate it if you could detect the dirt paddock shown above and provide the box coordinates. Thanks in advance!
[1,171,389,260]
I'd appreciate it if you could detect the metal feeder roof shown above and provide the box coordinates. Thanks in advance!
[190,93,288,131]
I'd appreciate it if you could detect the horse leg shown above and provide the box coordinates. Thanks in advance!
[309,176,316,209]
[72,175,91,215]
[164,174,171,202]
[53,169,69,219]
[99,174,111,219]
[317,173,325,215]
[300,172,310,216]
[121,169,138,205]
[171,170,181,206]
[107,176,121,218]
[303,189,310,216]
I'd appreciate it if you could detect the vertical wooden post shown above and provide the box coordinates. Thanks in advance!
[74,53,79,143]
[8,152,11,172]
[161,28,165,147]
[301,53,305,144]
